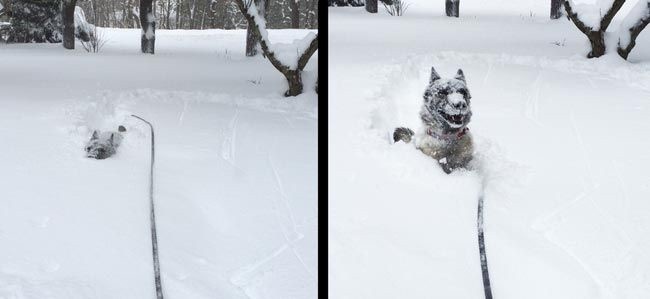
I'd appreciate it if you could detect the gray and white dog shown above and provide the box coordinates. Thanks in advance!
[85,126,126,159]
[393,66,474,174]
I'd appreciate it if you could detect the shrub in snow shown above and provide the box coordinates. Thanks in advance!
[7,0,62,43]
[80,26,107,53]
[564,0,650,59]
[383,0,409,16]
[235,0,318,97]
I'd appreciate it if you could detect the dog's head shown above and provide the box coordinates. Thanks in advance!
[86,131,117,159]
[420,67,472,132]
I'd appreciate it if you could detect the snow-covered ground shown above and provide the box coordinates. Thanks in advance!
[0,28,317,298]
[328,1,650,298]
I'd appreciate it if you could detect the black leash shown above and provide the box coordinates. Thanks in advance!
[131,114,164,299]
[478,190,493,299]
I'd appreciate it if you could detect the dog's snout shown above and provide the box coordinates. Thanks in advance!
[454,101,467,110]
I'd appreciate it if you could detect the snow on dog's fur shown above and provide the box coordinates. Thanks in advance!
[394,66,474,173]
[85,126,126,159]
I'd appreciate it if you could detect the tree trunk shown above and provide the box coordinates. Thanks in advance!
[63,0,77,49]
[550,0,564,19]
[365,0,377,13]
[587,31,606,58]
[284,70,303,97]
[246,0,266,56]
[308,0,317,28]
[140,0,155,54]
[563,0,625,58]
[290,0,300,27]
[245,26,257,56]
[446,0,459,17]
[617,42,633,60]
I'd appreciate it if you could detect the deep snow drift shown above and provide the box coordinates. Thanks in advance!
[0,28,317,298]
[329,1,650,299]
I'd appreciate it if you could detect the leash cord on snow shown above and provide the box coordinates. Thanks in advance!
[131,114,164,299]
[478,192,493,299]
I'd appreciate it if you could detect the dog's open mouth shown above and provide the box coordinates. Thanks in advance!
[438,110,465,126]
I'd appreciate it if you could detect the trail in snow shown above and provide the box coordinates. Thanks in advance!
[268,154,316,281]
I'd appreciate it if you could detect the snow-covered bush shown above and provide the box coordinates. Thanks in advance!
[80,26,107,53]
[383,0,409,16]
[564,0,650,59]
[74,6,94,42]
[328,0,364,6]
[7,0,62,43]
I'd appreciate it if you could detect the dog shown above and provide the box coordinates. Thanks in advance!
[393,66,474,174]
[85,125,126,159]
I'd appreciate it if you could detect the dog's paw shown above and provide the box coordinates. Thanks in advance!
[393,127,414,143]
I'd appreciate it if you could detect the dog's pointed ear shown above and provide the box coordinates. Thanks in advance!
[455,69,466,82]
[430,67,441,84]
[91,130,99,140]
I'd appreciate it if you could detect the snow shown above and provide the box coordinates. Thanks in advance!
[329,1,650,299]
[0,27,317,298]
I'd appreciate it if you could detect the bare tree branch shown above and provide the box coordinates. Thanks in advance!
[563,0,591,34]
[297,36,318,70]
[600,0,626,31]
[617,1,650,59]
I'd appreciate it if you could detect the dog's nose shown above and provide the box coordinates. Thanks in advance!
[454,102,467,110]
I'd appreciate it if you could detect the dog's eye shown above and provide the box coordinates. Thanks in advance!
[437,90,448,96]
[458,89,469,98]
